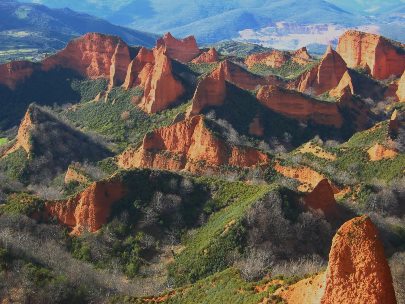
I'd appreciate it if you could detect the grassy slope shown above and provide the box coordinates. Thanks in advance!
[169,178,271,285]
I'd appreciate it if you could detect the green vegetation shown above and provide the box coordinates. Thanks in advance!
[62,91,191,151]
[0,148,28,180]
[169,178,271,285]
[209,41,272,58]
[0,138,8,146]
[187,62,218,75]
[1,193,44,216]
[71,78,108,102]
[114,267,284,304]
[249,60,319,79]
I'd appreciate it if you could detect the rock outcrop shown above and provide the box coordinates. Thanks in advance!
[107,42,133,90]
[123,47,155,89]
[367,143,398,161]
[295,46,347,95]
[329,71,354,99]
[5,106,35,155]
[139,47,185,113]
[303,179,337,217]
[191,48,219,64]
[257,85,343,127]
[220,60,268,90]
[156,32,200,63]
[397,71,405,102]
[0,61,37,89]
[42,33,132,80]
[46,177,126,235]
[188,63,226,115]
[276,273,326,304]
[118,115,269,173]
[274,162,326,192]
[337,30,405,80]
[321,216,397,304]
[245,47,311,68]
[64,165,91,185]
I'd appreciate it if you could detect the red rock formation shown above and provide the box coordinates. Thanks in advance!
[367,143,398,161]
[46,177,126,235]
[245,48,311,68]
[140,47,185,113]
[123,47,155,90]
[329,71,354,99]
[188,63,226,115]
[303,179,337,217]
[337,30,405,80]
[221,60,268,90]
[0,61,37,89]
[42,33,131,79]
[245,50,290,68]
[321,216,397,304]
[118,115,269,173]
[257,85,343,127]
[108,42,132,90]
[191,48,219,64]
[295,45,347,95]
[156,32,200,63]
[397,71,405,102]
[292,47,311,65]
[1,106,35,157]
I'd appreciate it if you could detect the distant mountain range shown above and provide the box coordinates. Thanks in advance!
[23,0,405,52]
[0,0,157,62]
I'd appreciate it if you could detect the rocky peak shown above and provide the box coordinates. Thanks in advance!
[337,30,405,80]
[108,41,132,90]
[292,47,311,64]
[139,47,185,113]
[321,216,397,304]
[295,45,347,95]
[123,47,155,90]
[192,47,219,64]
[42,33,131,80]
[188,62,226,115]
[118,115,269,174]
[46,177,126,235]
[156,32,200,63]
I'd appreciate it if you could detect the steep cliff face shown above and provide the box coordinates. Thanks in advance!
[3,105,35,156]
[295,46,347,95]
[123,47,155,90]
[118,115,269,173]
[321,216,397,304]
[139,47,185,113]
[0,61,37,89]
[337,30,405,80]
[303,179,337,217]
[46,177,126,235]
[257,85,343,127]
[42,33,132,79]
[191,48,219,64]
[397,71,405,102]
[329,71,354,99]
[188,63,226,115]
[108,42,132,90]
[220,60,268,90]
[156,32,200,63]
[245,47,311,68]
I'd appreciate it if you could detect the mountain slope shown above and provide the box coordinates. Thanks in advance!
[0,0,157,62]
